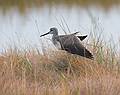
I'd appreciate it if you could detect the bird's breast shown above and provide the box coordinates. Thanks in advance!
[54,41,62,49]
[52,38,62,49]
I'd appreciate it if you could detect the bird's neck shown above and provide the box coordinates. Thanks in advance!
[52,35,61,49]
[52,34,58,45]
[53,34,57,36]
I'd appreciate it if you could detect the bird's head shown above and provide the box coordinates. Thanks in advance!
[40,27,58,37]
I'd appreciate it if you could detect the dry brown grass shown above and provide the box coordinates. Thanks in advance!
[0,47,120,95]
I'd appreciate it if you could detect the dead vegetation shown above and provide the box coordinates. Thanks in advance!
[0,46,120,95]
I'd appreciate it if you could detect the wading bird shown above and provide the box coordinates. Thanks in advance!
[40,27,93,59]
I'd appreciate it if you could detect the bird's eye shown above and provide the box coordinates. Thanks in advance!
[50,29,53,31]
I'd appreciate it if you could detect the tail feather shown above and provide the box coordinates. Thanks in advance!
[83,49,93,59]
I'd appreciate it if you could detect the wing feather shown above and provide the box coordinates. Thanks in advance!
[57,35,93,59]
[77,35,87,41]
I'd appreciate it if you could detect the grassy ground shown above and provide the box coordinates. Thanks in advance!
[0,36,120,95]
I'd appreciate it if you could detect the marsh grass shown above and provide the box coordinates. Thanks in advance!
[0,39,120,95]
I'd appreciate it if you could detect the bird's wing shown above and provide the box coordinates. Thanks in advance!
[57,33,87,41]
[60,36,93,59]
[77,35,87,41]
[58,34,87,41]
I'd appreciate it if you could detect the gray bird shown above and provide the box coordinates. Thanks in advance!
[40,27,93,59]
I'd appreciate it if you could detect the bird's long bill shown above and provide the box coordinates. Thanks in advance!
[40,32,50,37]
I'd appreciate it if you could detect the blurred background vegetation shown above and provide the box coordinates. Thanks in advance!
[0,0,120,13]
